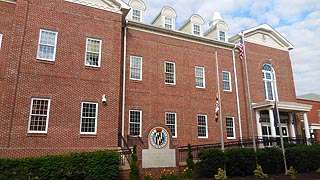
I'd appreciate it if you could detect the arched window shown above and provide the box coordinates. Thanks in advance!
[262,64,275,101]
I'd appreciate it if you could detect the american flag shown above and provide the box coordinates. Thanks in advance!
[215,93,220,122]
[239,36,244,60]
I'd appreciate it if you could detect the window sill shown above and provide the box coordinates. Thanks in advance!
[80,134,97,138]
[36,59,55,65]
[27,133,48,137]
[84,65,101,70]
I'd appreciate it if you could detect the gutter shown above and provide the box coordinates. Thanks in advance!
[232,45,242,142]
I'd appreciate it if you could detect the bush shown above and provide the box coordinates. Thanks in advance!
[286,145,320,172]
[0,150,120,180]
[257,147,284,174]
[214,168,226,180]
[129,145,139,180]
[253,164,268,179]
[286,166,297,180]
[159,169,179,180]
[225,148,256,177]
[197,148,226,178]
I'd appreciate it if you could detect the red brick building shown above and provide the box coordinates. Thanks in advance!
[297,93,320,142]
[0,0,313,162]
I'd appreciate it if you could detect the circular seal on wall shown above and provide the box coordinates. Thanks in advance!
[149,127,169,149]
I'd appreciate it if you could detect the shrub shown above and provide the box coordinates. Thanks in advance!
[214,168,226,180]
[225,148,256,177]
[0,150,120,180]
[186,144,194,170]
[253,164,268,179]
[197,148,226,178]
[256,147,284,174]
[286,145,320,172]
[286,166,297,180]
[180,167,193,180]
[143,172,153,180]
[159,169,179,180]
[316,167,320,174]
[129,145,139,180]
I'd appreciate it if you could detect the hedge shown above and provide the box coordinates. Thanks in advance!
[0,150,120,180]
[286,145,320,172]
[256,147,284,174]
[197,145,320,178]
[197,148,226,178]
[225,148,256,177]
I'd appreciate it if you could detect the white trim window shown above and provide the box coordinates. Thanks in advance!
[80,102,98,134]
[193,24,201,36]
[132,9,141,22]
[130,56,142,80]
[0,33,3,49]
[129,110,142,136]
[164,16,173,29]
[37,29,58,61]
[28,98,51,133]
[165,61,175,85]
[226,116,236,139]
[85,38,102,67]
[166,112,177,138]
[197,114,208,138]
[195,66,205,88]
[219,31,226,42]
[262,64,275,101]
[222,71,232,91]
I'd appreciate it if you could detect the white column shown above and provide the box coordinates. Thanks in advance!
[303,112,311,145]
[256,111,263,148]
[289,113,296,138]
[268,109,276,138]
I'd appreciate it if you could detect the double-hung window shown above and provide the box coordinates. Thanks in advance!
[219,31,226,41]
[262,64,275,101]
[28,98,51,133]
[130,56,142,80]
[166,112,177,137]
[132,9,141,22]
[37,29,58,61]
[165,61,175,85]
[193,24,201,36]
[195,66,205,88]
[80,102,98,134]
[165,17,173,29]
[197,114,208,138]
[85,38,102,67]
[129,110,142,136]
[222,71,231,91]
[226,116,235,139]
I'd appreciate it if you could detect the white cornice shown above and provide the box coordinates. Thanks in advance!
[64,0,129,14]
[127,21,236,51]
[252,101,312,112]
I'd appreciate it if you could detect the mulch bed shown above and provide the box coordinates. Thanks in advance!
[197,172,320,180]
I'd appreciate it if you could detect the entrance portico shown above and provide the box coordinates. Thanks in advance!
[253,101,312,147]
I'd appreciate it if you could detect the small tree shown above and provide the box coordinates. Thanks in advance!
[186,144,194,170]
[129,145,139,180]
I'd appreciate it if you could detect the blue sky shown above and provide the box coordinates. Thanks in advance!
[125,0,320,95]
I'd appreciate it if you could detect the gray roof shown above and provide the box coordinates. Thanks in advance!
[297,93,320,102]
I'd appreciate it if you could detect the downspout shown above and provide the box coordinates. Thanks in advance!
[121,20,128,140]
[232,45,243,142]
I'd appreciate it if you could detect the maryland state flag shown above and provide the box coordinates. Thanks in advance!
[215,93,220,122]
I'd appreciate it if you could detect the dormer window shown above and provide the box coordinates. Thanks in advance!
[219,31,226,41]
[132,9,141,22]
[165,17,173,29]
[193,24,201,36]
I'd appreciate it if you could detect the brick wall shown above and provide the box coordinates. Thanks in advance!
[0,0,123,158]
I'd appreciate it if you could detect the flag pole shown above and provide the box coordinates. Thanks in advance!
[241,31,257,152]
[273,74,288,172]
[215,50,224,151]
